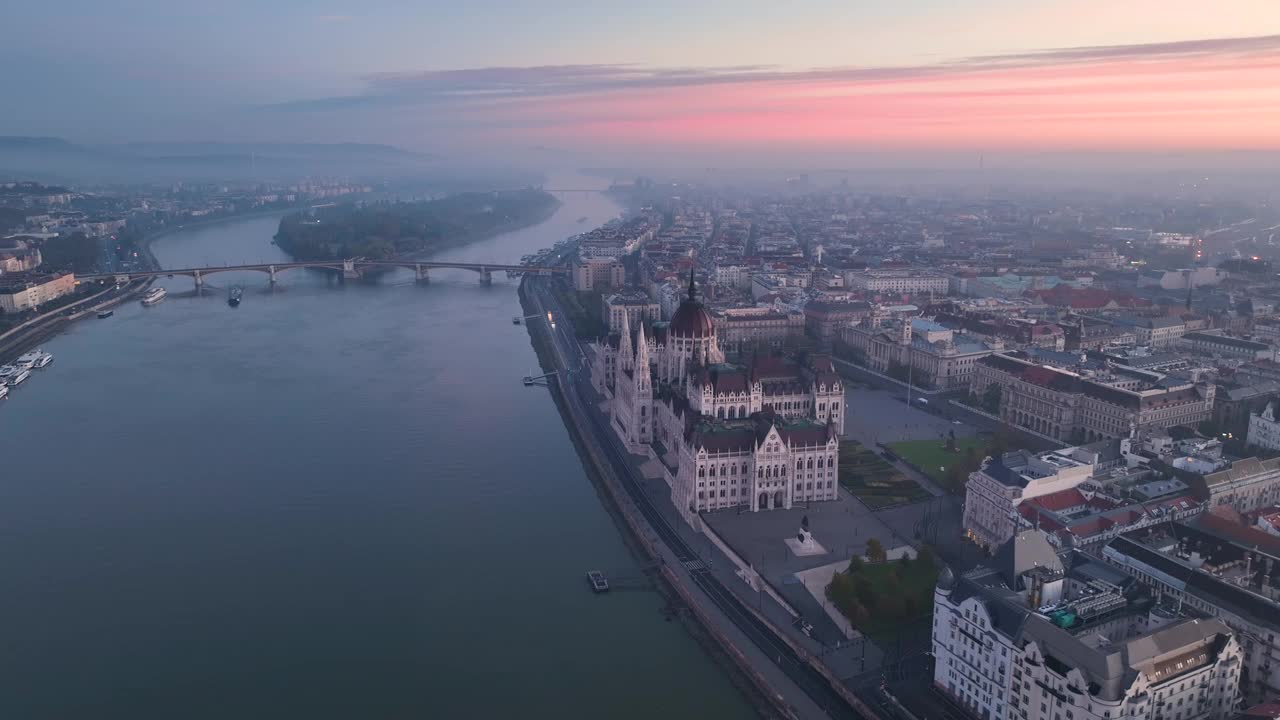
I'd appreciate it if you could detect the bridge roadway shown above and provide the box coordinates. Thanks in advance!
[78,259,567,286]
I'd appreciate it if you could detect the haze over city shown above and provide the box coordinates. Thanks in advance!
[7,4,1280,720]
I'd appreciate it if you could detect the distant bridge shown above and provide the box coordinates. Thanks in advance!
[77,259,566,287]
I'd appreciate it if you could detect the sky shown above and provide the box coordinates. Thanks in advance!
[3,0,1280,165]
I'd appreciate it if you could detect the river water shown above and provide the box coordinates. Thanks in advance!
[0,174,754,719]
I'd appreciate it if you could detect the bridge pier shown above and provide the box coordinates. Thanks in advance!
[268,265,278,284]
[342,259,361,280]
[415,264,429,282]
[479,268,492,285]
[193,270,203,289]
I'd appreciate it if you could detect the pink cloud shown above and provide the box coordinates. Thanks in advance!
[268,33,1280,150]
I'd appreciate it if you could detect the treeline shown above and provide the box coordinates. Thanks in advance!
[273,189,559,261]
[39,232,98,274]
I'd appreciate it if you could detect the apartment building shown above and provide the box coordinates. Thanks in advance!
[935,531,1242,720]
[963,448,1096,551]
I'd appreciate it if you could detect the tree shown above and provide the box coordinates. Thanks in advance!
[847,555,865,573]
[982,384,1002,413]
[865,537,887,563]
[40,232,98,274]
[945,429,957,453]
[917,545,936,567]
[851,573,879,607]
[1197,420,1224,438]
[887,361,910,383]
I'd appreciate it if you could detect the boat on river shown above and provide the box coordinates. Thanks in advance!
[228,286,243,307]
[141,287,167,306]
[17,350,53,369]
[97,309,114,319]
[0,365,31,387]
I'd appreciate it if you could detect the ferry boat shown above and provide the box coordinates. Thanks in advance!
[97,309,114,319]
[1,366,31,387]
[17,350,53,369]
[141,287,167,306]
[228,286,243,307]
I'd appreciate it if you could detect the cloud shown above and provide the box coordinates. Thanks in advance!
[259,34,1280,112]
[251,33,1280,151]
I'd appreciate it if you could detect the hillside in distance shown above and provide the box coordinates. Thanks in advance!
[0,137,438,183]
[273,189,561,261]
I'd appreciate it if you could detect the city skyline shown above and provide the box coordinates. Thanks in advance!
[3,1,1280,163]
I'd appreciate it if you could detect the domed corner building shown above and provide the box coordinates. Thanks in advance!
[588,268,845,525]
[661,269,724,384]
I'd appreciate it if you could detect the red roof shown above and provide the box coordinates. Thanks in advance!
[1028,488,1089,512]
[1029,286,1150,310]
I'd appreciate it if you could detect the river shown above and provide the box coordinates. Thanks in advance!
[0,173,755,719]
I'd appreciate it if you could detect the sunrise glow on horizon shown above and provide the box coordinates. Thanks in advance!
[4,0,1280,157]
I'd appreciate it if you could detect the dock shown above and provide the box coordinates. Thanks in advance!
[586,570,610,593]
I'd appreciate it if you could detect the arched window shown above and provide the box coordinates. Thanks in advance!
[828,455,834,468]
[832,402,839,413]
[739,404,747,417]
[817,456,824,469]
[698,466,705,478]
[757,468,764,479]
[742,462,749,475]
[796,459,803,470]
[716,406,724,419]
[720,464,727,477]
[709,465,716,477]
[807,458,814,469]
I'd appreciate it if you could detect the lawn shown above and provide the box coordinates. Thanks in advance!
[838,442,929,509]
[887,436,988,492]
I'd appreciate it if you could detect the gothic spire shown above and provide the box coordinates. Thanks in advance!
[687,266,698,302]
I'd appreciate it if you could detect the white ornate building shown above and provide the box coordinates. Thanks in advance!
[934,532,1243,720]
[592,273,844,522]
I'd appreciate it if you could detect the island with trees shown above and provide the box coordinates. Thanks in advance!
[273,189,560,261]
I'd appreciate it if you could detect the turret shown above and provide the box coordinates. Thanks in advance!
[618,311,633,371]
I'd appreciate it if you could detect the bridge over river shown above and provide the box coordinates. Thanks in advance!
[78,259,567,287]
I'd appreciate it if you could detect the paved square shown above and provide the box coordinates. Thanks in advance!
[702,489,907,580]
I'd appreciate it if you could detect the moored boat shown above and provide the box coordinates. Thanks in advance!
[97,309,114,319]
[141,287,167,306]
[18,350,53,369]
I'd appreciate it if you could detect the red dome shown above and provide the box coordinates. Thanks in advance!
[669,268,715,338]
[670,298,715,337]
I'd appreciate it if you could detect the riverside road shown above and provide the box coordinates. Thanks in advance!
[525,274,865,720]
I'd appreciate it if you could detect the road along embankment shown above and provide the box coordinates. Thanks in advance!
[0,279,152,363]
[518,278,798,720]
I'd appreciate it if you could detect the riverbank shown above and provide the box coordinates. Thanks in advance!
[517,277,786,720]
[135,207,298,269]
[273,191,562,262]
[0,208,291,364]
